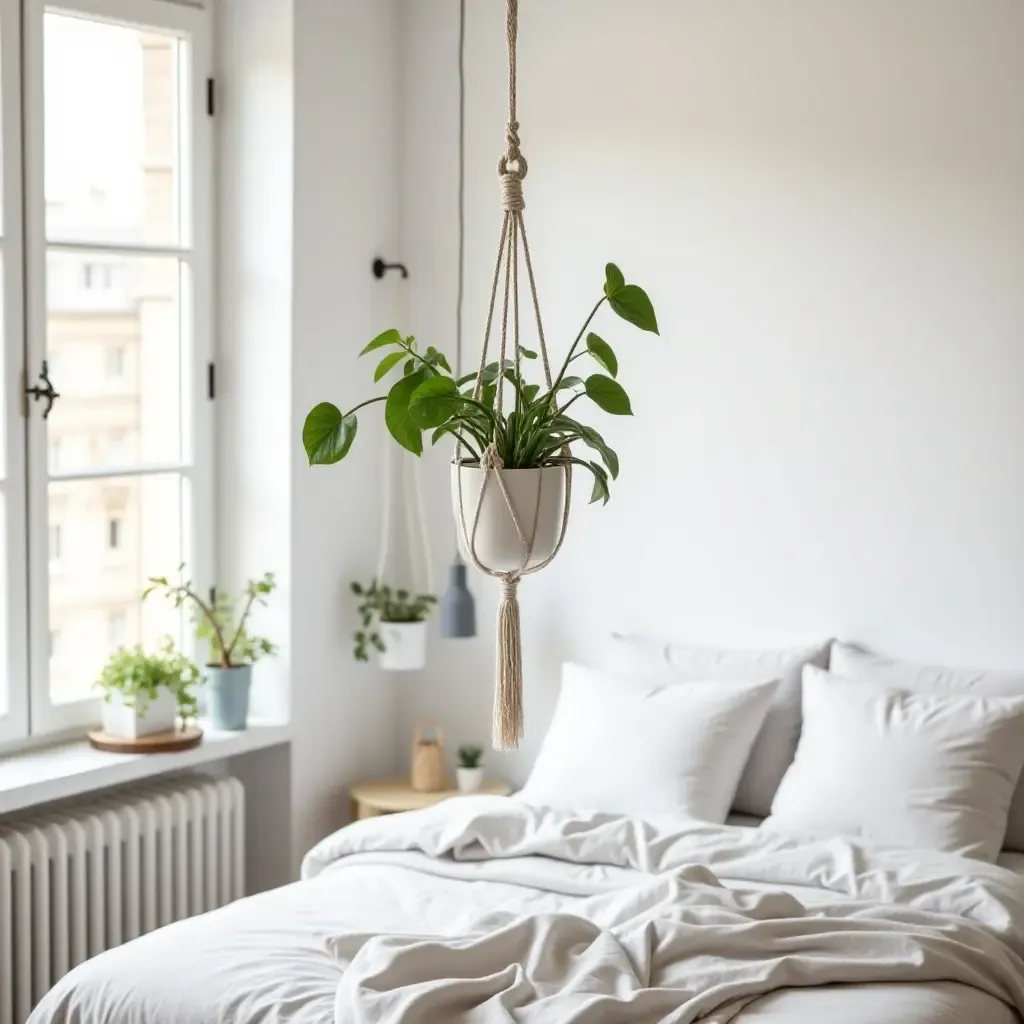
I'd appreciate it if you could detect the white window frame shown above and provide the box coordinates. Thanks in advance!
[22,0,214,738]
[0,0,29,746]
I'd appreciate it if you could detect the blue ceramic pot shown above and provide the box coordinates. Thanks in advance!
[206,664,252,731]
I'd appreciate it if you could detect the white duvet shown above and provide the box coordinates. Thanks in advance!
[30,796,1024,1023]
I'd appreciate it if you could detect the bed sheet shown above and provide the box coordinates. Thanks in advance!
[30,803,1024,1024]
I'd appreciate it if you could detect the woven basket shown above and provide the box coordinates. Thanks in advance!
[410,722,445,792]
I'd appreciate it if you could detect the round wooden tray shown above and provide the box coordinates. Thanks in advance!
[87,725,203,754]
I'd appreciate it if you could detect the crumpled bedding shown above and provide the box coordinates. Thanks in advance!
[30,796,1024,1023]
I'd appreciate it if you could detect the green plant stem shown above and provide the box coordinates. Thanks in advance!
[343,395,387,418]
[556,393,583,418]
[399,340,439,375]
[224,590,258,665]
[549,296,606,398]
[180,586,231,668]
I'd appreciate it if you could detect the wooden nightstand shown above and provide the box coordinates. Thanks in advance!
[350,777,512,821]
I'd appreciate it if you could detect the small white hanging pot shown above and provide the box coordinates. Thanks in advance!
[378,620,428,672]
[451,462,567,574]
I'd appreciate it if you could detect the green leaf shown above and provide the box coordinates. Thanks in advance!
[374,351,406,382]
[609,284,659,334]
[588,461,610,505]
[604,263,625,298]
[517,346,537,360]
[302,403,359,464]
[432,352,452,373]
[570,457,610,505]
[578,424,619,479]
[360,328,403,356]
[586,333,618,377]
[385,369,429,454]
[585,374,633,415]
[523,384,540,403]
[456,371,478,388]
[556,376,585,391]
[403,359,415,376]
[409,376,459,429]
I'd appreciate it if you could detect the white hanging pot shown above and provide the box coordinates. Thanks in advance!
[378,620,428,672]
[452,463,567,574]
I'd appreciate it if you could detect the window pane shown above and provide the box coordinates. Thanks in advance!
[44,13,182,246]
[48,472,188,705]
[45,253,184,473]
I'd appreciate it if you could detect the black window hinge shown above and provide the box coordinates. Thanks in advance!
[206,78,215,117]
[209,586,217,606]
[207,361,216,400]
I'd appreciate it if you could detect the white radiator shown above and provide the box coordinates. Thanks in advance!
[0,773,245,1024]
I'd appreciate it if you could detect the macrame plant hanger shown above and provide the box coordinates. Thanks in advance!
[454,0,572,751]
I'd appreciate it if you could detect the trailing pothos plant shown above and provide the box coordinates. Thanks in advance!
[351,580,437,662]
[302,264,658,505]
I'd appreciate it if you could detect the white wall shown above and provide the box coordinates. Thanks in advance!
[398,0,1024,783]
[289,0,408,864]
[219,0,405,870]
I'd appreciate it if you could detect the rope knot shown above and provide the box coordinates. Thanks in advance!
[499,172,525,213]
[500,573,520,601]
[481,443,504,471]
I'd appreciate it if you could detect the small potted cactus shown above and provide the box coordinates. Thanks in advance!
[456,743,485,793]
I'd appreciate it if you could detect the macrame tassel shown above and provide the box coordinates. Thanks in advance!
[493,574,524,750]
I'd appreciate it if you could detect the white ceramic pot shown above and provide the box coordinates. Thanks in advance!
[378,620,428,672]
[451,463,566,573]
[457,766,484,793]
[101,689,177,739]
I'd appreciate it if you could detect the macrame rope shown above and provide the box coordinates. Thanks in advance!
[452,0,573,750]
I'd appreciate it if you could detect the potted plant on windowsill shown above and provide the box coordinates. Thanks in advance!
[456,743,485,793]
[352,580,436,672]
[144,568,277,731]
[95,638,200,739]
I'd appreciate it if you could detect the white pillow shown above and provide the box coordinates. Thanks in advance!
[766,666,1024,861]
[519,663,778,823]
[607,635,831,818]
[830,642,1024,851]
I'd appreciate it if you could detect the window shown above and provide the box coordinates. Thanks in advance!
[104,344,124,378]
[105,429,126,465]
[107,608,126,647]
[0,0,213,744]
[81,262,112,290]
[106,515,121,551]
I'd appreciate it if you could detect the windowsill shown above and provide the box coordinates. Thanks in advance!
[0,719,291,816]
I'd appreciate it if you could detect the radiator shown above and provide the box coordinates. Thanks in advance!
[0,773,245,1024]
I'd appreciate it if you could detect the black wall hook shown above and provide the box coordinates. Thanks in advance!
[372,257,409,280]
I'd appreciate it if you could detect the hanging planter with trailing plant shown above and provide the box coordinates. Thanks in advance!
[302,0,659,748]
[351,579,436,672]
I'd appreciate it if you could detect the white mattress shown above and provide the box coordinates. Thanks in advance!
[30,804,1024,1024]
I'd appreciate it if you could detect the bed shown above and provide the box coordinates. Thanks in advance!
[27,639,1024,1022]
[27,795,1024,1023]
